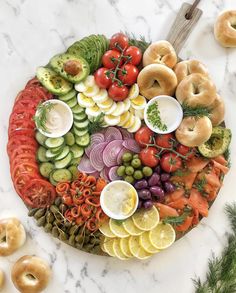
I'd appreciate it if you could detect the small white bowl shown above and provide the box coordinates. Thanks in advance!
[100,180,139,220]
[144,95,183,134]
[35,99,73,138]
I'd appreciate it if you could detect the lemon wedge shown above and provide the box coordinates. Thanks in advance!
[139,231,160,253]
[109,219,129,238]
[149,223,176,250]
[132,206,159,231]
[129,236,152,259]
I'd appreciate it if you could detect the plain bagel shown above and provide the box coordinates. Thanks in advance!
[143,40,177,68]
[137,64,177,100]
[175,116,212,147]
[214,10,236,47]
[176,73,216,107]
[174,60,209,84]
[0,218,26,256]
[11,255,52,293]
[209,94,225,126]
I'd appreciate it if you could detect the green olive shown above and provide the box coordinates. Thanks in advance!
[142,166,153,177]
[34,208,46,220]
[133,170,143,180]
[37,216,46,227]
[131,158,142,169]
[117,166,126,177]
[123,162,130,167]
[122,152,133,162]
[125,166,134,175]
[44,223,53,233]
[133,154,139,159]
[28,208,39,217]
[124,175,135,184]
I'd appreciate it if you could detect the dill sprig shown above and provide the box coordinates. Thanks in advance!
[194,177,207,194]
[163,209,192,226]
[182,103,212,118]
[33,101,54,133]
[125,32,151,53]
[88,113,105,134]
[193,202,236,293]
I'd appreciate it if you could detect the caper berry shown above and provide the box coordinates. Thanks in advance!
[37,215,46,227]
[34,208,46,219]
[44,223,53,233]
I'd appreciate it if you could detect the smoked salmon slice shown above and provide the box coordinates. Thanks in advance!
[165,188,185,204]
[175,216,193,232]
[212,160,229,174]
[188,188,209,217]
[155,203,179,219]
[186,157,209,173]
[171,171,197,190]
[168,197,189,210]
[213,155,228,166]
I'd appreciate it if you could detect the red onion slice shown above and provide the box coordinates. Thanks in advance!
[108,166,122,181]
[103,140,124,167]
[89,171,100,178]
[119,128,134,139]
[78,155,97,173]
[116,147,129,165]
[104,127,122,142]
[122,139,141,153]
[100,167,110,181]
[90,142,108,171]
[85,133,105,157]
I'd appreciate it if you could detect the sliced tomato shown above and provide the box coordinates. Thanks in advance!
[25,77,41,88]
[13,173,36,194]
[8,129,35,139]
[21,179,56,208]
[11,162,39,179]
[7,135,38,154]
[10,145,37,160]
[11,154,37,170]
[11,106,36,117]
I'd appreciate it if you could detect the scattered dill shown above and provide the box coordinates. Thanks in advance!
[125,32,151,53]
[173,169,190,177]
[88,113,105,134]
[147,102,167,131]
[194,177,207,194]
[33,101,54,133]
[182,103,211,118]
[163,209,192,226]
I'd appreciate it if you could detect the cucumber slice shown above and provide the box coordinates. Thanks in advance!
[39,162,54,178]
[50,144,65,154]
[49,171,59,186]
[70,144,84,158]
[52,169,72,182]
[35,131,47,146]
[64,132,75,146]
[73,127,88,137]
[54,152,73,169]
[71,105,84,114]
[70,157,81,166]
[73,112,87,122]
[75,133,90,147]
[37,146,49,162]
[46,149,59,159]
[73,119,89,129]
[66,96,77,108]
[54,146,70,161]
[68,165,79,180]
[45,137,64,148]
[59,89,77,102]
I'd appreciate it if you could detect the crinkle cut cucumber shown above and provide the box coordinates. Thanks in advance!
[45,137,65,148]
[52,169,72,182]
[39,162,54,178]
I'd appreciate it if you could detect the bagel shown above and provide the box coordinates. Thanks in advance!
[174,60,209,84]
[0,218,26,256]
[214,10,236,47]
[137,64,177,100]
[0,269,4,290]
[209,94,225,126]
[176,73,216,107]
[143,40,177,68]
[11,255,52,293]
[175,116,212,147]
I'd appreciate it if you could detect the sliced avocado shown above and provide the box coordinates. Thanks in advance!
[198,126,231,158]
[36,67,73,96]
[49,53,90,83]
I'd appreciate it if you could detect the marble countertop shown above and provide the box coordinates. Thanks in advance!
[0,0,236,292]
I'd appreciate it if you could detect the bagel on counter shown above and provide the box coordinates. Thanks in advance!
[137,64,177,100]
[209,94,225,126]
[176,73,216,107]
[174,60,209,84]
[143,40,177,68]
[214,10,236,47]
[11,255,52,293]
[0,218,26,256]
[0,269,4,291]
[175,116,212,147]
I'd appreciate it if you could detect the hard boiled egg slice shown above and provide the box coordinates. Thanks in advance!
[83,84,100,97]
[122,114,135,128]
[127,116,141,133]
[111,102,125,116]
[85,104,102,117]
[102,102,117,115]
[135,109,144,120]
[127,83,139,100]
[131,95,147,110]
[77,93,95,108]
[84,75,95,87]
[75,81,87,92]
[93,89,108,103]
[104,114,120,126]
[123,98,131,112]
[118,111,131,127]
[97,98,114,109]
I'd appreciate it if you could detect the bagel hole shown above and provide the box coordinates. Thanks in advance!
[26,274,36,281]
[0,234,6,243]
[231,24,236,30]
[152,80,160,89]
[193,84,200,95]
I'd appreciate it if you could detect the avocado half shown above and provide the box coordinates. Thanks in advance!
[198,126,231,158]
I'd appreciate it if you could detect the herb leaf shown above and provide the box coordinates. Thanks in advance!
[33,101,54,133]
[182,103,212,118]
[163,209,191,226]
[88,113,105,134]
[147,101,167,131]
[125,32,151,53]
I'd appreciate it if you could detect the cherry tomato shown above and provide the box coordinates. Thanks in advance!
[124,46,142,65]
[108,82,129,101]
[160,152,182,173]
[155,133,175,148]
[109,33,129,51]
[139,147,159,168]
[118,64,139,86]
[94,67,112,89]
[135,126,154,147]
[176,144,196,160]
[102,50,122,69]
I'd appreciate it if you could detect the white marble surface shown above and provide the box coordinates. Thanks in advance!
[0,0,236,292]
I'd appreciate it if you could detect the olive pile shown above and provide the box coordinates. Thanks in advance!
[28,197,104,255]
[117,152,153,184]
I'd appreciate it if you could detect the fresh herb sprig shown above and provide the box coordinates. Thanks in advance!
[88,113,105,134]
[182,103,212,118]
[33,101,54,133]
[147,101,167,132]
[163,209,192,226]
[194,177,207,194]
[125,32,151,53]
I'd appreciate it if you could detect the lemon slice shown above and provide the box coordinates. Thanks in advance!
[132,206,159,231]
[128,83,139,100]
[84,84,100,97]
[85,105,101,117]
[120,237,133,258]
[104,115,120,126]
[118,111,130,127]
[93,89,108,103]
[75,81,87,92]
[149,223,176,250]
[122,217,143,236]
[113,239,129,260]
[123,98,131,112]
[103,237,116,257]
[112,102,125,116]
[139,231,160,253]
[97,98,114,109]
[84,75,95,87]
[127,116,141,133]
[129,236,152,259]
[77,93,95,108]
[131,95,147,110]
[122,114,135,128]
[99,220,116,238]
[109,219,129,238]
[100,236,107,252]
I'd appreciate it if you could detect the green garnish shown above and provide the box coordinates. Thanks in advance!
[88,113,105,134]
[182,103,212,118]
[125,32,151,53]
[33,102,54,133]
[147,101,167,131]
[163,209,192,226]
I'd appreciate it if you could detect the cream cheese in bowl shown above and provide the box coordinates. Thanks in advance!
[100,181,139,220]
[144,95,183,134]
[35,99,73,138]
